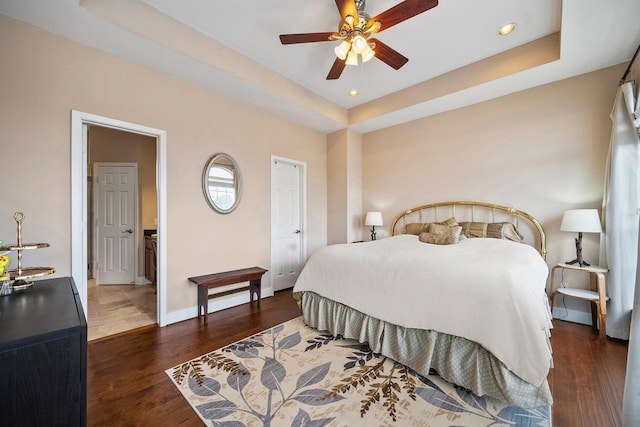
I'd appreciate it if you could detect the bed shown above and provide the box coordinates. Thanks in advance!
[293,201,553,409]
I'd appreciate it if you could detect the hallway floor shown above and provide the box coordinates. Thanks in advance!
[87,279,156,341]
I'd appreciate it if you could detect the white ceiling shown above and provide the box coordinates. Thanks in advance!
[140,0,561,107]
[1,0,639,133]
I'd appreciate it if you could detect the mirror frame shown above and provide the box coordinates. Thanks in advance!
[202,153,243,214]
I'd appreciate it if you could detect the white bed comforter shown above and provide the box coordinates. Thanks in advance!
[293,234,552,387]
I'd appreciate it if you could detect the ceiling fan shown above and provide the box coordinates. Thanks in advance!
[279,0,439,80]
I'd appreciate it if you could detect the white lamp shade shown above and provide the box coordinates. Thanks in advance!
[334,41,350,60]
[365,211,383,226]
[346,50,358,66]
[560,209,602,233]
[351,35,367,54]
[361,43,375,62]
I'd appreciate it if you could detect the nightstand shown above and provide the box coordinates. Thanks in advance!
[549,263,609,342]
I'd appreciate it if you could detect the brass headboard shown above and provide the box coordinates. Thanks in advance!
[390,201,546,259]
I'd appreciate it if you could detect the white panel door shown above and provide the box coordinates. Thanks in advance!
[95,164,137,285]
[271,158,304,291]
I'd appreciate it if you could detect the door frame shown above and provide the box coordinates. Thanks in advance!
[92,162,139,285]
[71,110,168,326]
[270,155,307,291]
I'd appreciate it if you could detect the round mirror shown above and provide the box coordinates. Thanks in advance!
[202,153,243,214]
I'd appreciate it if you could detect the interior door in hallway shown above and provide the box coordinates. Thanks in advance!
[94,163,137,285]
[271,158,305,291]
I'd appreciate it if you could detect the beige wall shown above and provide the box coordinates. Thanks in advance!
[362,64,624,316]
[0,15,327,316]
[327,131,348,244]
[327,129,363,244]
[346,130,363,243]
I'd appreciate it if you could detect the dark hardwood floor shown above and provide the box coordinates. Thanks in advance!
[548,318,628,426]
[87,290,628,426]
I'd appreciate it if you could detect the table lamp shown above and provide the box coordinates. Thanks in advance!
[365,212,383,241]
[560,209,602,267]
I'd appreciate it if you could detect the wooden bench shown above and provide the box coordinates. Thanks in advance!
[188,267,267,321]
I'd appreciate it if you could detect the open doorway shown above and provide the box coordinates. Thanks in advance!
[71,110,168,332]
[86,126,157,340]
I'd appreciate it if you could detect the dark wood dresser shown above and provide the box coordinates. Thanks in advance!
[0,276,87,426]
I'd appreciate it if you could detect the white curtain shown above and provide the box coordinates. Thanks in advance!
[600,81,640,340]
[601,80,640,425]
[626,225,640,426]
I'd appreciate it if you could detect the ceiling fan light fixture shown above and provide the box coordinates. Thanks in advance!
[351,34,368,54]
[334,40,351,60]
[498,23,516,35]
[345,14,355,26]
[279,0,440,80]
[361,43,375,62]
[346,50,359,66]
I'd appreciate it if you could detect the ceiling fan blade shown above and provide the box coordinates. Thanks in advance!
[335,0,358,24]
[326,58,346,80]
[369,38,408,70]
[279,32,335,44]
[369,0,438,33]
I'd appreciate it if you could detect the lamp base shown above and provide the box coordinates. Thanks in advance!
[567,232,590,267]
[370,226,377,241]
[565,258,591,267]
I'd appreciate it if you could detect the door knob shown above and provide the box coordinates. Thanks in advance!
[123,229,133,234]
[295,229,301,234]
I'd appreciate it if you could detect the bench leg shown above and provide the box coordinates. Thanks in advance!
[250,279,261,306]
[197,285,208,321]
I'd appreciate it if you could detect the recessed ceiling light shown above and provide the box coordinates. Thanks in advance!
[498,23,516,36]
[349,90,359,97]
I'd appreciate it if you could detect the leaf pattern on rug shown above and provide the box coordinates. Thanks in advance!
[171,353,248,387]
[414,374,551,425]
[304,333,339,351]
[312,336,550,425]
[170,325,345,427]
[291,408,334,427]
[167,318,551,426]
[342,343,376,369]
[319,343,415,422]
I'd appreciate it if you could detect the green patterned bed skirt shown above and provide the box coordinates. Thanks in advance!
[294,291,552,409]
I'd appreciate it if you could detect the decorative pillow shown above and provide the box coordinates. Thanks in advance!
[418,223,462,245]
[405,222,430,235]
[405,217,458,235]
[458,221,523,242]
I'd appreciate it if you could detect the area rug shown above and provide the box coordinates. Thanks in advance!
[166,317,550,426]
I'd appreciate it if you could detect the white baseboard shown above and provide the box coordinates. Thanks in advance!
[552,306,594,327]
[135,276,152,285]
[164,286,275,326]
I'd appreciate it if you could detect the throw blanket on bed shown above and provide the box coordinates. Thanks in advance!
[293,234,552,387]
